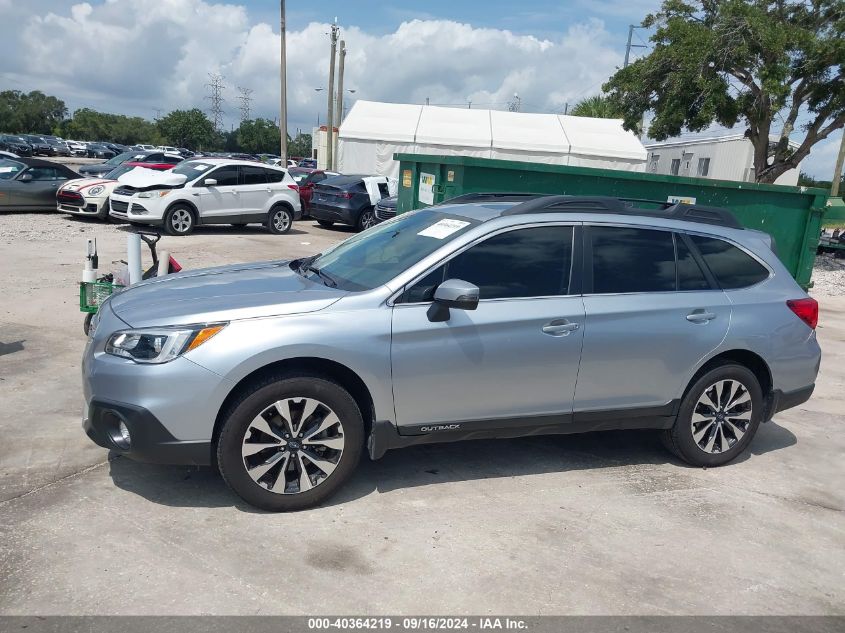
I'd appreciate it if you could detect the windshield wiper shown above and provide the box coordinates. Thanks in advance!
[305,264,338,288]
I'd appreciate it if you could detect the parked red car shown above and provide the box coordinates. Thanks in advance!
[288,167,339,216]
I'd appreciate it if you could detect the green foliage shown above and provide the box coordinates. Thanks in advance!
[604,0,845,183]
[570,95,624,119]
[0,90,67,134]
[60,108,162,144]
[157,109,215,149]
[237,118,281,154]
[288,132,312,158]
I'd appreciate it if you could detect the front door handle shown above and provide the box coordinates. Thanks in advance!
[542,319,580,336]
[686,310,717,323]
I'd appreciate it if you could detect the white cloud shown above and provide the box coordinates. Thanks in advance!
[3,0,623,136]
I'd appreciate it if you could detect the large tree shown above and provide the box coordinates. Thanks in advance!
[60,108,161,144]
[604,0,845,183]
[237,118,280,154]
[0,90,67,134]
[157,109,215,149]
[288,132,312,159]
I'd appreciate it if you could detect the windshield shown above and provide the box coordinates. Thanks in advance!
[0,158,25,180]
[300,210,477,291]
[106,152,141,166]
[171,161,215,180]
[104,165,135,180]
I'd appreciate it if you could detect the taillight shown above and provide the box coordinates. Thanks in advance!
[340,191,353,199]
[787,298,818,329]
[287,184,299,192]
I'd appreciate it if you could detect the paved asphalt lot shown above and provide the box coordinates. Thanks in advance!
[0,212,843,615]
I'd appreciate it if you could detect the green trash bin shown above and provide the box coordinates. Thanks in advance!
[395,154,829,289]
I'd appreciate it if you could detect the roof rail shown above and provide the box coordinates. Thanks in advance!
[500,194,742,229]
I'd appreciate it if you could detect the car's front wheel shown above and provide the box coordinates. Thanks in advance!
[663,363,762,467]
[216,375,364,511]
[267,206,293,234]
[164,204,195,236]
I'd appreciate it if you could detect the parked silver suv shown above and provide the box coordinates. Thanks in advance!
[82,194,821,511]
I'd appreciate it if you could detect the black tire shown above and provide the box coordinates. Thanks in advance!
[356,207,376,232]
[267,206,293,235]
[216,374,364,511]
[163,204,196,236]
[83,313,93,336]
[316,219,334,228]
[662,363,763,467]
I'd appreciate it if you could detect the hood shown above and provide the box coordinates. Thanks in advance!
[60,177,114,191]
[377,196,398,209]
[79,164,111,174]
[117,167,187,189]
[108,260,345,328]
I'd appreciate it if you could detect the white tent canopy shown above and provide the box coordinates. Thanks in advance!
[337,100,647,179]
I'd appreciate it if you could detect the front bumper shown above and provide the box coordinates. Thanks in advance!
[84,399,211,465]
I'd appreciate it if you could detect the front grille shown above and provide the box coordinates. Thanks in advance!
[113,186,136,197]
[110,199,129,213]
[375,205,396,221]
[57,191,85,207]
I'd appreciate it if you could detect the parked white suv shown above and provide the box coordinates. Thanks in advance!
[108,159,302,236]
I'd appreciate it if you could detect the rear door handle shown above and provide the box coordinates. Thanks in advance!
[686,310,717,323]
[542,319,580,336]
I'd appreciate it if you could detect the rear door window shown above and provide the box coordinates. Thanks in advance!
[264,168,284,183]
[590,226,675,293]
[676,235,711,291]
[241,166,268,185]
[689,235,770,289]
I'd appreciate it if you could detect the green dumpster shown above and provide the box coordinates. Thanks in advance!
[395,154,828,289]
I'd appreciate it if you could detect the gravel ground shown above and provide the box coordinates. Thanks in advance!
[812,254,845,297]
[0,211,127,244]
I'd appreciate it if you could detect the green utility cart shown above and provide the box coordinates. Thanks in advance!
[395,154,829,289]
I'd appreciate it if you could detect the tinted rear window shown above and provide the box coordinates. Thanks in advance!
[591,226,675,293]
[676,235,710,291]
[690,235,770,289]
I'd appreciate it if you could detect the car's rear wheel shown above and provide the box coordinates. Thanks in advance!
[164,205,195,236]
[663,363,762,467]
[217,375,364,511]
[316,219,334,228]
[356,208,376,232]
[267,206,293,234]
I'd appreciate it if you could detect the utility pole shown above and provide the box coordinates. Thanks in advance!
[624,24,647,68]
[425,97,429,106]
[334,39,346,168]
[832,132,845,197]
[325,19,339,171]
[563,103,569,115]
[467,99,472,109]
[237,87,253,122]
[205,73,226,133]
[279,0,288,161]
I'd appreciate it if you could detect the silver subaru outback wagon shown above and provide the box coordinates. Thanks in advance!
[82,194,821,511]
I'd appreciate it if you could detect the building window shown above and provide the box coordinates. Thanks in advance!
[649,154,660,173]
[670,159,681,176]
[697,157,711,177]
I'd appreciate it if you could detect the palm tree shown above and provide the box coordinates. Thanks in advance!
[569,95,622,119]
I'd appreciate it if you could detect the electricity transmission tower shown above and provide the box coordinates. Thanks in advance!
[508,92,521,112]
[237,87,254,122]
[205,73,226,132]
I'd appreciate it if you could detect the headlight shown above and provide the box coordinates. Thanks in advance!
[87,185,105,196]
[105,324,226,364]
[137,190,172,199]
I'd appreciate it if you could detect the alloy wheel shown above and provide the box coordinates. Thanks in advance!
[360,211,376,230]
[272,209,291,232]
[241,397,345,494]
[691,379,753,454]
[171,208,193,233]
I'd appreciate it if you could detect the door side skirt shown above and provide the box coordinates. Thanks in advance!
[367,402,679,460]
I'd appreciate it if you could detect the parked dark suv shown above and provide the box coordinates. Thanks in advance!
[309,175,391,231]
[0,135,33,156]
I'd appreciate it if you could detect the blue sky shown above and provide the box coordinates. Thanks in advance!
[0,0,839,178]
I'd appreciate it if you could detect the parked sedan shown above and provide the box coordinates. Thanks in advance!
[78,151,182,178]
[0,135,33,157]
[309,174,393,231]
[373,195,398,223]
[86,143,117,159]
[0,157,78,210]
[21,135,55,156]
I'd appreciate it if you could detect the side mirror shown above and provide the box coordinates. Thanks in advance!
[427,278,480,322]
[18,173,33,182]
[203,178,217,187]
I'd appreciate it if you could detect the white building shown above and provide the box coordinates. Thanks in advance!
[644,131,802,186]
[334,100,648,179]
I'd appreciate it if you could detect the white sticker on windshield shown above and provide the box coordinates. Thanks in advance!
[417,218,470,239]
[0,167,15,173]
[194,165,210,171]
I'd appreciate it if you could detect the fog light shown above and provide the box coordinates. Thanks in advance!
[105,413,132,450]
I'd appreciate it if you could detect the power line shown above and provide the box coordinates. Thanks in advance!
[205,73,226,133]
[237,86,253,122]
